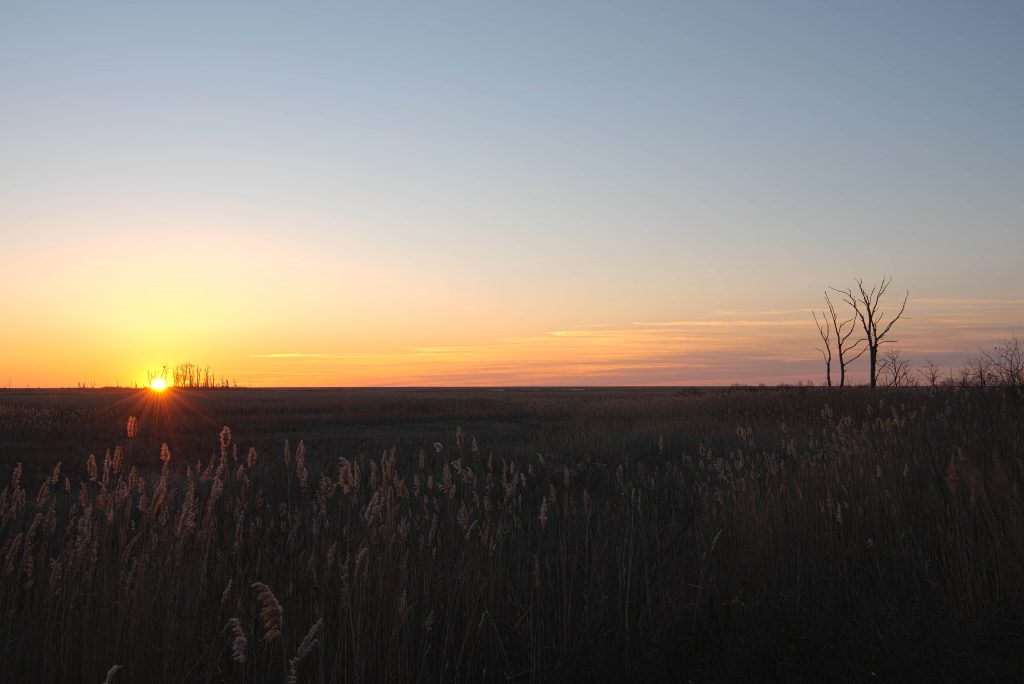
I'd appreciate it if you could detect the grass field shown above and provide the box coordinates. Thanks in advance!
[1,387,1022,682]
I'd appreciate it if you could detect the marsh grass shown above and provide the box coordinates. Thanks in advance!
[0,387,1022,682]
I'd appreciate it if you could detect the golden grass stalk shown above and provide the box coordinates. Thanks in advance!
[219,426,232,453]
[102,664,121,684]
[251,582,283,642]
[287,618,322,682]
[227,618,247,664]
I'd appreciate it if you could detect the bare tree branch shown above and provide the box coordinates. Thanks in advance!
[832,275,909,388]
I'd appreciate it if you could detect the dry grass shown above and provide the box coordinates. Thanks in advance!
[0,387,1022,682]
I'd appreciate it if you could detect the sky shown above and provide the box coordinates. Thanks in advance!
[1,1,1022,387]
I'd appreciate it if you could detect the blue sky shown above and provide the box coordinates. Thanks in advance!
[2,2,1022,385]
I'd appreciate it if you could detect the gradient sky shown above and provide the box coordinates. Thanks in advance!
[2,1,1023,387]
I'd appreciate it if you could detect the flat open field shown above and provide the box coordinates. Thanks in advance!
[1,387,1022,682]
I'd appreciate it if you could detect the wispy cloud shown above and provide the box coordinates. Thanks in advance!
[911,297,1024,308]
[249,353,376,359]
[712,308,815,317]
[631,319,811,328]
[250,353,325,358]
[241,303,1024,386]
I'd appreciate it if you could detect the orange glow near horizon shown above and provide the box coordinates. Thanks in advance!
[1,296,1023,388]
[2,228,1023,388]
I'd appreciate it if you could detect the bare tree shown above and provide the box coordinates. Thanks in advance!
[813,290,866,387]
[146,366,170,387]
[963,356,993,386]
[983,334,1023,387]
[919,359,941,387]
[161,361,236,389]
[879,349,912,386]
[833,276,909,388]
[812,308,833,386]
[824,291,865,387]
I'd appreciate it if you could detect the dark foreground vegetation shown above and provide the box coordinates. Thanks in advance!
[0,387,1022,682]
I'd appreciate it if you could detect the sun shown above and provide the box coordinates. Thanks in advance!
[150,378,168,392]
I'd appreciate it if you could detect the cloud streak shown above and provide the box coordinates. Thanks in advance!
[249,353,334,358]
[242,303,1024,386]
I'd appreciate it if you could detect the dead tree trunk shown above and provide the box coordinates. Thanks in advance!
[813,307,833,386]
[833,276,908,388]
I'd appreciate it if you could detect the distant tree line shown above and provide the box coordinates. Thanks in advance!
[873,338,1022,388]
[948,336,1023,387]
[147,363,237,389]
[813,275,1022,388]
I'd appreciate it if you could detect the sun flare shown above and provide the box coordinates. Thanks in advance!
[150,378,168,392]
